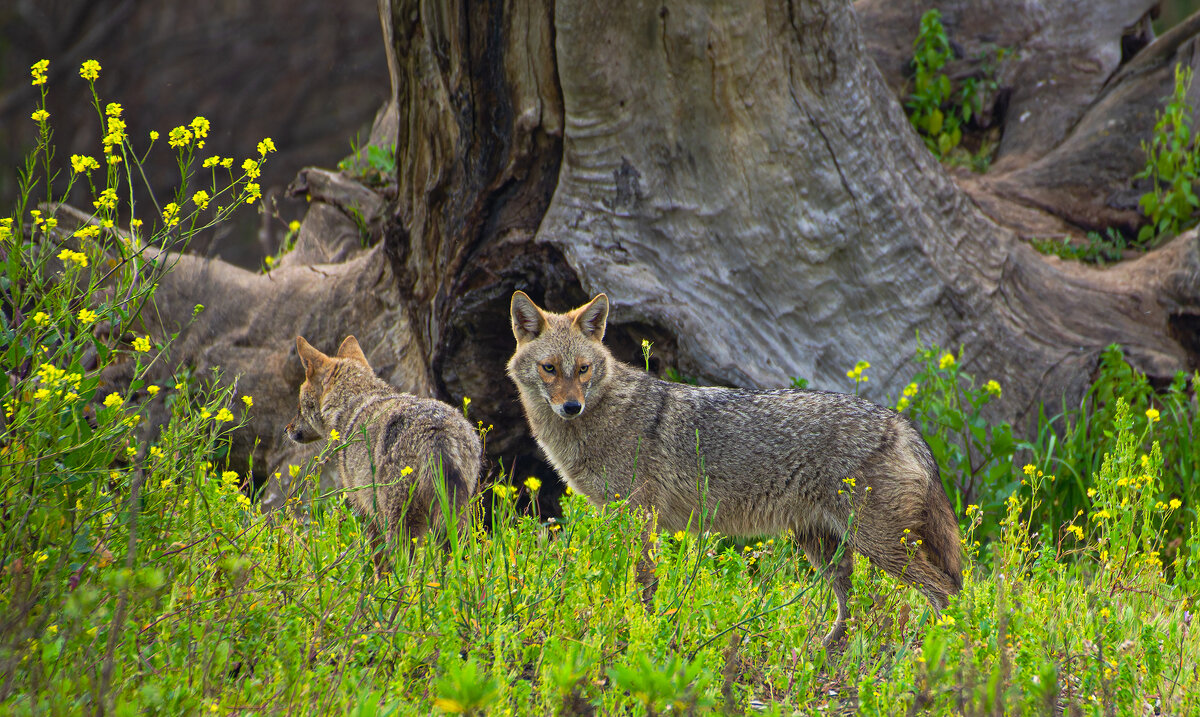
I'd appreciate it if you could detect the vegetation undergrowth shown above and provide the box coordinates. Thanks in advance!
[906,9,1000,171]
[1136,63,1200,245]
[3,59,1199,715]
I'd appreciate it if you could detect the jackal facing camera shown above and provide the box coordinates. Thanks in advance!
[507,291,962,646]
[287,335,481,550]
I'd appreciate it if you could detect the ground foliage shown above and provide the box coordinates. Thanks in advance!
[2,59,1199,716]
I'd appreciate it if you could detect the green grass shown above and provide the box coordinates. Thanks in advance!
[4,55,1200,716]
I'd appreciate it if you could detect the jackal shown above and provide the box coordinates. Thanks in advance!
[507,292,962,646]
[287,335,480,549]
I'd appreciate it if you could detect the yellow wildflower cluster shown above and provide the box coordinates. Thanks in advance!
[102,392,124,408]
[103,105,126,153]
[1145,408,1160,423]
[215,408,234,423]
[493,484,515,500]
[938,352,956,370]
[241,395,253,408]
[242,159,261,179]
[32,312,49,326]
[31,59,49,86]
[77,308,97,325]
[192,190,211,210]
[79,60,101,81]
[70,154,100,175]
[896,382,919,411]
[168,126,193,149]
[400,466,414,477]
[162,203,181,227]
[202,156,235,169]
[0,217,12,241]
[257,138,276,156]
[524,476,542,491]
[31,109,49,123]
[329,428,341,441]
[74,225,101,240]
[132,336,152,352]
[57,249,88,268]
[846,360,870,383]
[984,379,1001,398]
[93,188,118,211]
[190,117,211,142]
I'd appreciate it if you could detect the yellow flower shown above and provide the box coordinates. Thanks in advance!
[936,614,955,627]
[221,470,239,483]
[103,116,126,146]
[30,59,49,86]
[241,395,253,408]
[31,109,49,123]
[79,60,101,81]
[34,388,51,400]
[220,157,234,169]
[288,220,301,232]
[192,190,211,210]
[162,203,180,227]
[524,476,542,491]
[132,336,151,352]
[190,117,211,139]
[244,182,262,203]
[492,484,512,499]
[215,408,234,422]
[149,446,163,458]
[1169,498,1182,510]
[964,504,978,516]
[149,130,160,142]
[400,465,414,477]
[903,382,919,397]
[70,154,100,174]
[895,396,910,411]
[146,385,160,396]
[105,103,123,118]
[257,138,276,156]
[329,429,341,441]
[938,352,956,370]
[57,249,88,268]
[93,188,118,211]
[77,308,97,325]
[242,159,261,179]
[102,392,123,408]
[1145,408,1160,423]
[846,360,870,382]
[168,126,192,148]
[75,225,101,240]
[200,409,211,419]
[1023,464,1036,477]
[32,311,49,326]
[984,380,1001,398]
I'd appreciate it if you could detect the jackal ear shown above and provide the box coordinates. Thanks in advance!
[336,335,370,367]
[572,294,608,341]
[296,336,329,381]
[510,291,547,344]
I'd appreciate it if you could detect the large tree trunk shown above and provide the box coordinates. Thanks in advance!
[96,0,1200,506]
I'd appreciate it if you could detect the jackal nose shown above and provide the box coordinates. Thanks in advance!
[562,400,582,416]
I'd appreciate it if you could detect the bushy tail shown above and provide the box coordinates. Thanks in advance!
[924,475,964,593]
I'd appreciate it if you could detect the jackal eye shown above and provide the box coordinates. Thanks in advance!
[579,364,590,375]
[541,363,555,374]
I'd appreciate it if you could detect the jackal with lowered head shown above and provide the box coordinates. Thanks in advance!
[287,335,481,549]
[506,292,962,646]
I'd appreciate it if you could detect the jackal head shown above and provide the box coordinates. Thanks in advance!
[507,291,610,420]
[286,335,370,443]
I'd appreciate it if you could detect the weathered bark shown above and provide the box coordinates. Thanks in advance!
[87,0,1200,505]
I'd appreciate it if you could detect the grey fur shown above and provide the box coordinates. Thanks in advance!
[288,336,481,550]
[507,292,962,647]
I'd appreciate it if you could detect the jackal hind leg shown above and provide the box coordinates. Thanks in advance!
[797,530,854,649]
